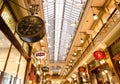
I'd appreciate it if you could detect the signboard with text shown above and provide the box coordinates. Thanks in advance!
[35,51,46,59]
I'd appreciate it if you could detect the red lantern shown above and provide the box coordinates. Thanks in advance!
[93,50,105,60]
[45,74,51,78]
[78,66,86,72]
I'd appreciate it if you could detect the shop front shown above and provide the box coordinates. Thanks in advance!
[108,38,120,79]
[0,1,28,84]
[88,49,120,84]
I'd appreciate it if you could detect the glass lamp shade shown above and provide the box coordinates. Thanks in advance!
[93,50,105,60]
[93,13,98,20]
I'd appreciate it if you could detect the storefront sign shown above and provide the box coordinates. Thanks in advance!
[93,50,105,60]
[35,51,46,59]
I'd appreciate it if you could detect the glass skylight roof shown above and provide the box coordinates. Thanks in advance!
[43,0,87,63]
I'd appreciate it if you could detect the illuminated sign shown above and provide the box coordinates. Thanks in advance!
[35,51,46,59]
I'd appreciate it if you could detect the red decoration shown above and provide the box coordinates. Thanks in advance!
[45,74,51,78]
[29,65,35,80]
[78,66,86,72]
[65,80,70,83]
[93,50,105,60]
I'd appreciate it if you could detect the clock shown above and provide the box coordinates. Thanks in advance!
[16,16,46,43]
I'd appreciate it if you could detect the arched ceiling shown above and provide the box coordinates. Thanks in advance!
[1,0,119,79]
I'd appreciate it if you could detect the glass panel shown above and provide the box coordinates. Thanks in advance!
[16,78,21,84]
[10,76,15,84]
[1,72,21,84]
[43,0,87,63]
[18,56,27,84]
[5,45,20,76]
[2,73,11,84]
[0,31,11,71]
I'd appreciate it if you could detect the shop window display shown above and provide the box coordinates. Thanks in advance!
[89,60,119,84]
[1,72,21,84]
[0,2,28,83]
[115,60,120,77]
[0,31,24,84]
[2,73,11,84]
[0,31,11,71]
[109,38,120,78]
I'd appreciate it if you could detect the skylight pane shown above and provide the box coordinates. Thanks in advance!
[43,0,87,62]
[54,0,64,62]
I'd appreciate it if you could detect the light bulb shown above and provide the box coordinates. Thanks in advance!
[80,38,84,43]
[93,13,98,20]
[70,60,73,63]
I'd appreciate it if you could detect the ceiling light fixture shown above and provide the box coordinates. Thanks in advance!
[80,38,84,43]
[77,47,82,50]
[45,60,48,63]
[41,47,45,51]
[37,60,40,64]
[70,60,72,63]
[91,6,98,20]
[29,4,40,15]
[72,73,77,78]
[36,71,40,75]
[40,39,44,43]
[34,13,39,16]
[73,52,77,55]
[103,20,107,24]
[93,13,98,20]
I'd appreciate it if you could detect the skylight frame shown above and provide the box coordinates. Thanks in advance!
[43,0,87,63]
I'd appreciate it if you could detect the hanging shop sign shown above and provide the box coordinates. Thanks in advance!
[35,51,46,59]
[93,50,105,60]
[42,66,49,72]
[78,66,86,72]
